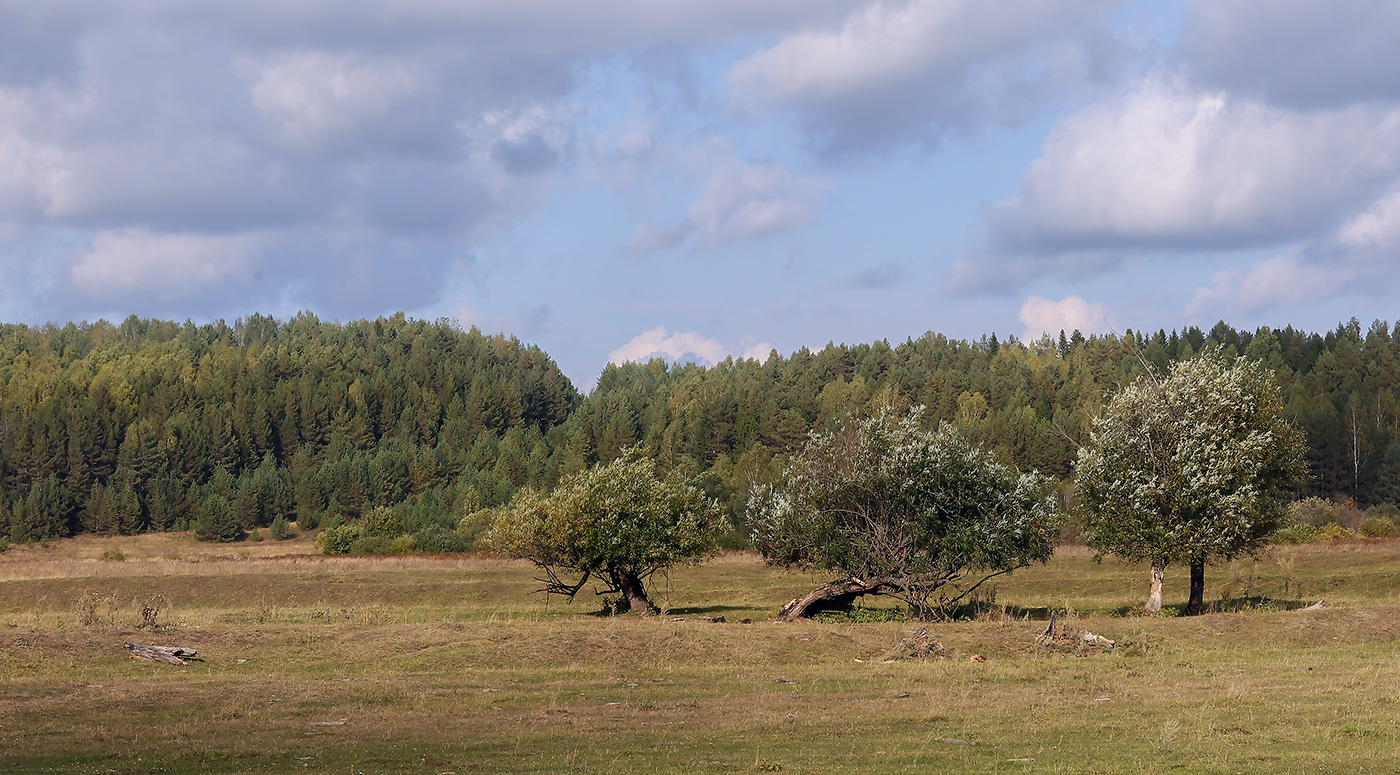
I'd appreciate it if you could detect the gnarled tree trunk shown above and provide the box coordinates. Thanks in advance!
[607,566,653,614]
[1144,558,1167,615]
[1184,556,1206,616]
[777,577,906,621]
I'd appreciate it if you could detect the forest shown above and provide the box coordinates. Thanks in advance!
[2,314,1398,546]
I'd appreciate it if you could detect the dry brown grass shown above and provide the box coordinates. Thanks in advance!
[3,534,1400,773]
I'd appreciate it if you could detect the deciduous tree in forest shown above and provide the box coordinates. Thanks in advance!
[749,406,1060,621]
[489,449,728,614]
[1074,349,1306,615]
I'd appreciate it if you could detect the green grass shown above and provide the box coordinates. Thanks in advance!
[3,534,1399,773]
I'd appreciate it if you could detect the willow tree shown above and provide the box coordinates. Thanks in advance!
[1074,349,1305,615]
[749,406,1060,621]
[488,449,728,614]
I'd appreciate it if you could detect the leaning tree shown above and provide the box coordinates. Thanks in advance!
[749,406,1060,621]
[488,449,729,614]
[1074,348,1306,615]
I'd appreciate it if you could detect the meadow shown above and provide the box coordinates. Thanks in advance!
[2,533,1399,774]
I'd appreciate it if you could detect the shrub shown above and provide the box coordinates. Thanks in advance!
[317,524,362,554]
[349,535,394,554]
[1316,523,1357,542]
[413,525,469,553]
[1271,524,1319,545]
[321,512,346,531]
[99,547,126,562]
[269,515,292,540]
[1360,517,1396,538]
[457,508,495,548]
[360,506,404,538]
[391,535,417,553]
[1286,497,1337,528]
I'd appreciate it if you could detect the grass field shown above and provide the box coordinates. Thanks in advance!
[3,533,1399,774]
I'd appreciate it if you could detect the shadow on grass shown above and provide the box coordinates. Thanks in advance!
[661,604,755,616]
[1101,596,1314,618]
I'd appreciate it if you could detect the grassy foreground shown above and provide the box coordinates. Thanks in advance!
[2,534,1399,774]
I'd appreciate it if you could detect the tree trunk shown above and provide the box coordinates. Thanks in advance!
[1144,558,1166,615]
[607,566,653,614]
[1184,556,1206,616]
[777,577,904,621]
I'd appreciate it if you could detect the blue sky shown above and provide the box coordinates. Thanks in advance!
[2,0,1399,387]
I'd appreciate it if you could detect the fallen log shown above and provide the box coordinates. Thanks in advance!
[124,642,198,665]
[1301,599,1325,611]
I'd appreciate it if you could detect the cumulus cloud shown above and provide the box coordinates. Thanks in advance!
[243,52,428,152]
[729,0,1120,153]
[741,342,776,362]
[628,147,825,255]
[0,2,864,317]
[993,74,1400,250]
[954,73,1400,292]
[608,326,727,366]
[1183,0,1400,108]
[1338,190,1400,250]
[1186,256,1356,318]
[69,229,264,302]
[1018,294,1108,341]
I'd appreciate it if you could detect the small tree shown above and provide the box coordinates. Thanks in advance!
[193,494,242,543]
[1074,349,1305,615]
[749,406,1060,621]
[489,449,729,614]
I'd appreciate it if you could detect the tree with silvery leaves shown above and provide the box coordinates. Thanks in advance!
[1074,347,1305,615]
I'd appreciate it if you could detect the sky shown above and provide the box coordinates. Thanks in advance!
[2,0,1399,388]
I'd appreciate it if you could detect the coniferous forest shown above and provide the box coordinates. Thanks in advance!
[3,313,1399,546]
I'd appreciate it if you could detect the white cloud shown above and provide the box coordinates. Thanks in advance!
[742,342,775,362]
[69,229,264,302]
[989,73,1400,253]
[1338,190,1400,249]
[609,326,727,366]
[628,144,825,255]
[1018,294,1108,340]
[729,0,1118,151]
[689,158,822,248]
[244,52,426,150]
[1186,255,1355,318]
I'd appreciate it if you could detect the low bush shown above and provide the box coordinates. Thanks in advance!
[1272,524,1319,545]
[1316,523,1357,541]
[413,525,468,553]
[99,547,126,562]
[1361,517,1396,538]
[317,524,362,554]
[360,506,404,538]
[349,535,394,555]
[1286,497,1337,528]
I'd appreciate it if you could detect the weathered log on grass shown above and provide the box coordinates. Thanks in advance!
[124,642,198,665]
[777,577,905,621]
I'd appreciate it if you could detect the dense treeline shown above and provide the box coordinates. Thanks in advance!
[0,313,580,543]
[560,319,1400,535]
[3,313,1398,545]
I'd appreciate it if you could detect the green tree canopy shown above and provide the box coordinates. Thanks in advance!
[488,448,729,614]
[1074,349,1306,615]
[749,406,1060,620]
